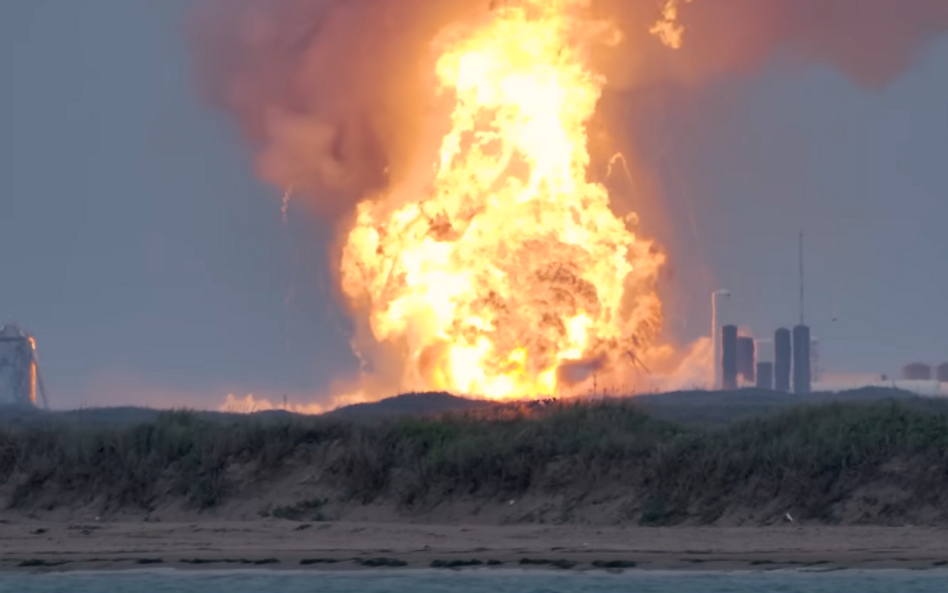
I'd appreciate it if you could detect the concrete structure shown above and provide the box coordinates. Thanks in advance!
[722,325,739,391]
[938,363,948,383]
[793,325,812,394]
[711,290,732,390]
[774,328,792,392]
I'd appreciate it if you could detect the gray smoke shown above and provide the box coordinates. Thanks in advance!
[192,0,948,222]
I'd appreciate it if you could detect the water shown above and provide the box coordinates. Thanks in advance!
[2,569,947,593]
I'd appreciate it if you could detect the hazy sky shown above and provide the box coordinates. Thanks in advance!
[2,1,946,409]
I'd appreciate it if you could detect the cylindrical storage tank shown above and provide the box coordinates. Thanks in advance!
[938,363,948,383]
[756,339,774,364]
[902,363,933,381]
[774,328,792,392]
[737,337,756,384]
[757,362,774,390]
[793,325,812,394]
[810,337,822,383]
[711,290,732,390]
[722,325,739,391]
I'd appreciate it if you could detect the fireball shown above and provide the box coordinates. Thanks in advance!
[340,0,666,400]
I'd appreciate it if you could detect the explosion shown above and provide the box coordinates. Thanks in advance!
[339,0,665,399]
[194,0,948,407]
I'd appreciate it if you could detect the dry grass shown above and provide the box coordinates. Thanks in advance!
[3,398,948,523]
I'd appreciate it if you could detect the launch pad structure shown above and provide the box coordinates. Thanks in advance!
[0,323,49,409]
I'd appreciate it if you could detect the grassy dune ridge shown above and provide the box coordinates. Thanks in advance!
[2,395,948,524]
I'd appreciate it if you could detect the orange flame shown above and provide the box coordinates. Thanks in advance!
[220,393,326,415]
[219,388,373,415]
[339,0,671,400]
[27,336,38,404]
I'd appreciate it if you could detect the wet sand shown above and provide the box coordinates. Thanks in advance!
[2,520,948,572]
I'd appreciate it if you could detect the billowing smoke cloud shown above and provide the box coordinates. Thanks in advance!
[599,0,948,89]
[191,0,947,399]
[191,0,484,221]
[192,0,948,222]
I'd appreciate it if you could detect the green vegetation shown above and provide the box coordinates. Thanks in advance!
[3,396,948,524]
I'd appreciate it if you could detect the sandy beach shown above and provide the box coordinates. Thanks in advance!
[3,520,948,572]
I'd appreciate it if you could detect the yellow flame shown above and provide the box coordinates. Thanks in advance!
[29,361,37,404]
[340,0,667,400]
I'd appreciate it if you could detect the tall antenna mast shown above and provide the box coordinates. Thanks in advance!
[799,230,805,326]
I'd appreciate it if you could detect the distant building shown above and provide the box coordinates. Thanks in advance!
[938,363,948,383]
[0,324,37,407]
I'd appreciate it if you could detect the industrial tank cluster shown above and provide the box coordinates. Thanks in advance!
[902,362,948,383]
[720,324,815,393]
[712,290,817,394]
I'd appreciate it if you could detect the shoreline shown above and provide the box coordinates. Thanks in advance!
[5,563,948,575]
[3,521,948,573]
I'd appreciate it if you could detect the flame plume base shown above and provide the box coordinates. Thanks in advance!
[339,0,679,401]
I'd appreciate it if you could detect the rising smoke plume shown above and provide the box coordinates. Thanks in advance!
[192,0,948,223]
[191,0,948,401]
